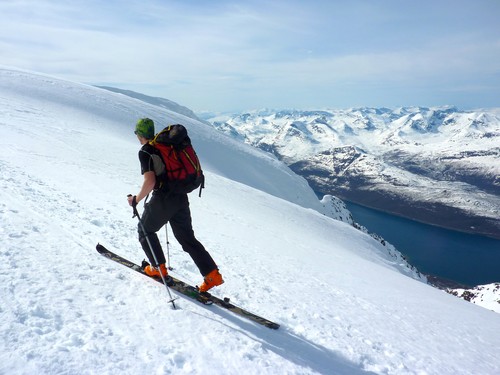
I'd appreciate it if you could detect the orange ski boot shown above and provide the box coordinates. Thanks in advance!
[198,269,224,293]
[144,263,168,278]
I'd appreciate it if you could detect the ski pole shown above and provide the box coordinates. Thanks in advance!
[165,225,173,270]
[128,195,177,309]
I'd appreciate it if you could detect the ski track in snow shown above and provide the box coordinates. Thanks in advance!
[1,67,500,375]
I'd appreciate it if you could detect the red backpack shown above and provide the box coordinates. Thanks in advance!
[149,124,205,196]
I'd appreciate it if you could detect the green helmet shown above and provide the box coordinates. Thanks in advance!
[135,118,155,139]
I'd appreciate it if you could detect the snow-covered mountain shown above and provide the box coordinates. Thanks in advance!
[1,67,500,374]
[448,283,500,313]
[206,108,500,239]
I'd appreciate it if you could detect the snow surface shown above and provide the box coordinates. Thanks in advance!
[1,67,500,374]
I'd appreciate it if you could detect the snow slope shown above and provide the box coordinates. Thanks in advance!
[1,68,500,374]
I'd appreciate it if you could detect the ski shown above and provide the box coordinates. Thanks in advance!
[96,244,280,330]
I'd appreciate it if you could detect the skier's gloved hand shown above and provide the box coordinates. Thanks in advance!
[127,194,137,208]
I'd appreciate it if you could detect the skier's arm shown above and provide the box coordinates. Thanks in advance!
[130,171,156,205]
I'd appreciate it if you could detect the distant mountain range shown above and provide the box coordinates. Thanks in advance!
[204,107,500,239]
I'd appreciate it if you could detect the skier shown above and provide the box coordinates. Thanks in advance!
[127,118,224,293]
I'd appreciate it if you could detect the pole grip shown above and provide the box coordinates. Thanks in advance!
[127,194,139,218]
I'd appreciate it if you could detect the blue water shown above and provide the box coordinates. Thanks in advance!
[345,202,500,286]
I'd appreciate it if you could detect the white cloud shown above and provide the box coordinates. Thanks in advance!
[1,0,499,111]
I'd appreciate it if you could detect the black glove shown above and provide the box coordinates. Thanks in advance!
[127,194,138,217]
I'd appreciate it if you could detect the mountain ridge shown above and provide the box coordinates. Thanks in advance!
[205,107,500,239]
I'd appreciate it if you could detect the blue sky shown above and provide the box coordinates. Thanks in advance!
[1,0,499,112]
